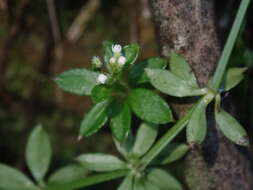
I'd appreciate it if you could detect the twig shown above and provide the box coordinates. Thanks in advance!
[46,0,62,45]
[46,0,64,104]
[0,0,29,87]
[46,0,63,62]
[66,0,100,43]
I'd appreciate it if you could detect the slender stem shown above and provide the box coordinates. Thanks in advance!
[46,170,129,190]
[139,0,251,171]
[139,92,215,170]
[210,0,251,90]
[139,101,197,170]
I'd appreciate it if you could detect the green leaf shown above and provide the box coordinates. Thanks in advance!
[224,67,246,91]
[103,41,114,64]
[128,88,173,124]
[133,178,145,190]
[146,69,207,97]
[133,123,158,157]
[186,101,207,145]
[215,109,249,146]
[147,168,183,190]
[0,164,36,190]
[55,68,99,96]
[26,125,52,182]
[144,180,160,190]
[135,178,160,190]
[123,44,140,65]
[46,170,129,190]
[128,57,167,85]
[114,132,134,158]
[91,84,112,103]
[76,153,126,172]
[48,164,88,185]
[118,175,133,190]
[79,100,110,136]
[109,101,132,142]
[159,143,189,164]
[170,53,198,88]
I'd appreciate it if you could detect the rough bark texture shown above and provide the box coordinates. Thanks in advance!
[149,0,253,190]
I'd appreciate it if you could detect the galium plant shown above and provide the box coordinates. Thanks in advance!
[55,41,173,142]
[0,0,251,189]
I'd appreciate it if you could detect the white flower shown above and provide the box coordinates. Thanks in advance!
[109,57,116,64]
[97,73,108,84]
[112,44,122,53]
[118,56,126,66]
[91,56,102,68]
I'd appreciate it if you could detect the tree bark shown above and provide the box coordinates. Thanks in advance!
[149,0,253,189]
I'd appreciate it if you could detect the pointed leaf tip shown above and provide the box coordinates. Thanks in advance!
[238,136,250,146]
[215,109,249,146]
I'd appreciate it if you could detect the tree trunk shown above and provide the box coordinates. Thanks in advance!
[149,0,253,189]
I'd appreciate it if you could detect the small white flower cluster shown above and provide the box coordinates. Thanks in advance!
[110,44,127,67]
[95,44,127,85]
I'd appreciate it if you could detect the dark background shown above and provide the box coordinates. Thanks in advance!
[0,0,252,189]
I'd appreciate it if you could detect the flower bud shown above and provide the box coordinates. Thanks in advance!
[112,44,122,53]
[109,57,116,64]
[118,56,126,66]
[97,73,108,84]
[91,56,102,68]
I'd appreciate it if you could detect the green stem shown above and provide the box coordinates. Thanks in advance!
[210,0,251,90]
[139,92,215,170]
[138,102,196,170]
[45,170,129,190]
